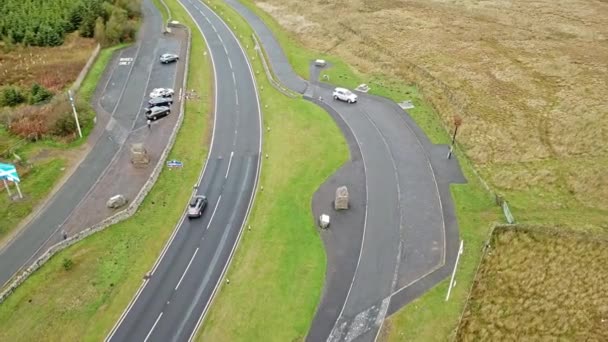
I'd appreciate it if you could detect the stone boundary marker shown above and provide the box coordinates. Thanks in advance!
[0,26,192,305]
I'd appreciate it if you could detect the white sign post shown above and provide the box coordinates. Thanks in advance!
[68,90,83,139]
[2,178,12,197]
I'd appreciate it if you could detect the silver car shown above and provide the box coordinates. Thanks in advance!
[160,53,179,64]
[187,195,208,218]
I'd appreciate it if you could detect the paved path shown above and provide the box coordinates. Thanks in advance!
[223,1,466,341]
[105,0,261,340]
[0,0,177,288]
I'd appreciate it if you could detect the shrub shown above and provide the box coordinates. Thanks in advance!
[29,83,54,105]
[62,258,74,271]
[1,87,25,107]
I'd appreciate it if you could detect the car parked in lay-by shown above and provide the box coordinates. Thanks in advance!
[160,53,179,64]
[333,87,358,103]
[149,88,174,98]
[187,195,208,218]
[145,106,170,121]
[147,96,173,111]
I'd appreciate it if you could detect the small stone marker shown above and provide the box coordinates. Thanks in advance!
[130,143,150,167]
[334,186,349,210]
[319,214,330,229]
[107,194,128,209]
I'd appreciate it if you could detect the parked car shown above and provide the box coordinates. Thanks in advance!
[187,195,208,218]
[145,106,171,121]
[160,53,179,64]
[147,96,173,110]
[149,88,174,98]
[332,87,358,103]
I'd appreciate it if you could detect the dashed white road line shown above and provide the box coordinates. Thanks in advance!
[144,312,163,342]
[205,196,222,231]
[175,248,199,291]
[225,151,234,179]
[228,58,233,70]
[231,72,236,84]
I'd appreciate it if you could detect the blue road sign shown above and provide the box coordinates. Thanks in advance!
[166,160,183,168]
[0,163,20,183]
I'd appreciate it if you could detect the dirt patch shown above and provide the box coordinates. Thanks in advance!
[0,33,96,91]
[457,226,608,341]
[253,0,608,220]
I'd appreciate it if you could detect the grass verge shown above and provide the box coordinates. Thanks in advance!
[0,4,212,341]
[202,1,501,340]
[192,0,348,340]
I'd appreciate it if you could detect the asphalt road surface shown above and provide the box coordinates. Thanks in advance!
[0,0,178,288]
[105,0,261,341]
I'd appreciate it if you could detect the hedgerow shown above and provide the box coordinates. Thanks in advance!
[0,0,141,47]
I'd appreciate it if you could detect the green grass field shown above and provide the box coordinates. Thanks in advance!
[0,2,212,339]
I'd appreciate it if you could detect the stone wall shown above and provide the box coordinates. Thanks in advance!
[70,44,102,93]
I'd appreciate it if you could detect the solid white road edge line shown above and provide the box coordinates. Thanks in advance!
[175,247,199,291]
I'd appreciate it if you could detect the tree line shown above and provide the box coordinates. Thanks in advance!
[0,0,142,47]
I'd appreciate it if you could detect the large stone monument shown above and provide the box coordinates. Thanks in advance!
[130,143,150,167]
[334,186,349,210]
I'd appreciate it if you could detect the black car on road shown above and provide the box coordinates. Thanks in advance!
[187,195,208,218]
[145,106,170,121]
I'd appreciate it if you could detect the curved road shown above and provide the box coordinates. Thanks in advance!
[223,1,466,341]
[105,0,261,341]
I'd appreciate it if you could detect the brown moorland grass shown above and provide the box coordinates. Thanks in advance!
[457,226,608,341]
[0,33,96,91]
[250,0,608,229]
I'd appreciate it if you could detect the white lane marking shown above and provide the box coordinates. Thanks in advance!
[205,195,221,231]
[228,58,233,70]
[175,248,200,291]
[223,45,228,55]
[218,35,224,45]
[231,72,236,84]
[225,151,234,179]
[144,312,163,342]
[211,25,217,33]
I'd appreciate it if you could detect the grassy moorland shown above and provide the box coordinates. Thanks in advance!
[457,226,608,341]
[0,2,212,341]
